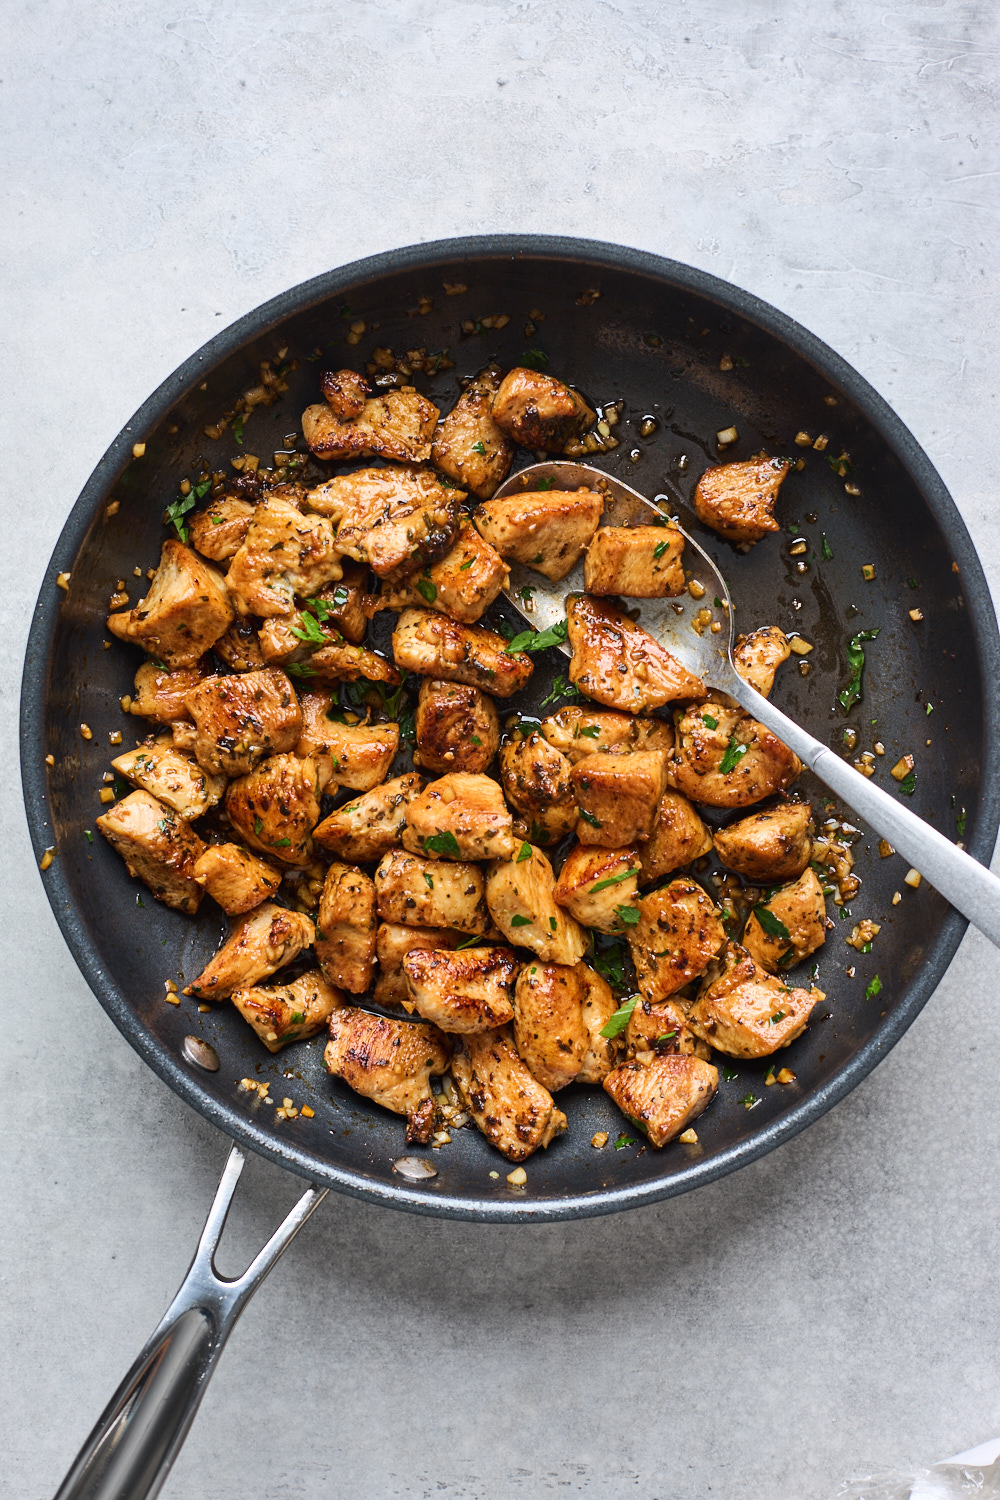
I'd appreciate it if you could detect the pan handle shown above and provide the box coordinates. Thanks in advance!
[54,1143,327,1500]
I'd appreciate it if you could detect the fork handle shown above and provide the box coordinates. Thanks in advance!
[732,678,1000,949]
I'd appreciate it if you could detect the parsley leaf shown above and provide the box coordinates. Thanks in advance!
[614,1132,637,1150]
[510,914,533,927]
[721,1066,739,1082]
[287,662,317,678]
[515,842,532,863]
[423,830,461,857]
[165,493,196,542]
[821,533,834,561]
[653,539,670,560]
[614,903,640,926]
[740,1092,760,1110]
[505,619,568,655]
[289,610,327,645]
[592,940,629,993]
[416,576,438,604]
[271,837,291,848]
[423,873,435,890]
[719,735,748,774]
[957,806,967,836]
[578,809,602,828]
[535,476,555,491]
[600,994,639,1038]
[590,868,639,893]
[866,974,882,1000]
[752,905,792,941]
[471,440,487,455]
[838,628,880,713]
[539,674,579,708]
[701,714,719,730]
[233,412,245,445]
[253,818,264,835]
[521,349,549,370]
[309,594,339,619]
[455,935,481,950]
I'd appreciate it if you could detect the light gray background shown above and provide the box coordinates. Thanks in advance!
[3,2,999,1496]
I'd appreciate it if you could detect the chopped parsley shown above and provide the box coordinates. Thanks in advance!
[471,440,487,455]
[592,940,629,992]
[289,610,327,645]
[233,413,245,445]
[740,1092,760,1110]
[423,873,435,890]
[821,533,834,561]
[701,714,719,730]
[253,818,264,835]
[898,770,916,796]
[509,914,533,927]
[539,674,579,708]
[600,994,639,1038]
[459,558,474,570]
[515,842,532,863]
[721,1066,739,1082]
[865,974,882,1000]
[614,903,640,926]
[838,629,880,713]
[165,493,196,542]
[505,619,568,655]
[575,723,600,739]
[521,349,549,369]
[416,576,437,604]
[310,594,339,618]
[752,906,791,941]
[423,830,461,857]
[719,735,748,775]
[535,476,556,491]
[770,1011,787,1025]
[653,539,670,560]
[957,807,967,836]
[287,663,317,678]
[455,935,481,950]
[590,868,639,893]
[614,1133,637,1150]
[288,1012,305,1025]
[271,837,291,847]
[84,829,93,844]
[470,734,482,746]
[577,809,602,828]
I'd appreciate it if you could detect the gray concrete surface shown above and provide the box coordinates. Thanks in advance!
[3,2,1000,1496]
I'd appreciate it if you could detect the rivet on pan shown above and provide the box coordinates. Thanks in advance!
[392,1156,438,1182]
[183,1035,219,1072]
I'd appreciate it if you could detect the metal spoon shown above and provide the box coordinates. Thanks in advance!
[492,459,1000,949]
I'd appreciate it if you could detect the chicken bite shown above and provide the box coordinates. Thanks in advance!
[693,454,790,544]
[552,845,641,934]
[490,367,595,453]
[128,661,209,724]
[669,703,801,808]
[112,737,226,820]
[414,680,500,775]
[451,1026,568,1161]
[603,1054,718,1148]
[733,626,791,699]
[540,706,674,764]
[402,946,520,1033]
[687,942,821,1057]
[567,594,706,712]
[499,731,578,846]
[403,772,514,861]
[628,878,727,1002]
[312,773,424,863]
[96,790,204,914]
[430,365,515,499]
[583,524,685,598]
[232,970,345,1053]
[623,997,710,1060]
[639,789,714,885]
[512,961,590,1092]
[225,496,342,617]
[473,488,603,582]
[324,1008,450,1144]
[185,668,302,777]
[192,843,282,915]
[713,802,814,883]
[305,639,401,687]
[213,618,267,673]
[303,385,439,466]
[225,753,331,867]
[320,367,370,420]
[315,862,377,994]
[296,696,399,791]
[187,902,316,1000]
[742,868,827,974]
[188,497,255,564]
[374,849,491,934]
[378,519,508,624]
[577,966,618,1083]
[570,750,668,848]
[485,844,587,965]
[392,608,533,698]
[374,922,461,1007]
[107,541,234,668]
[306,465,460,578]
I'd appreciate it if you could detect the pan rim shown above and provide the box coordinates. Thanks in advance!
[20,233,1000,1222]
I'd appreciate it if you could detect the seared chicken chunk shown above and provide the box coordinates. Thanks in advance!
[742,868,827,974]
[171,722,198,752]
[307,639,401,686]
[315,862,377,994]
[185,668,301,777]
[314,563,369,644]
[584,524,685,598]
[623,997,710,1060]
[733,626,790,699]
[713,802,814,883]
[296,696,399,790]
[603,1054,718,1148]
[687,942,821,1057]
[512,962,589,1092]
[187,902,315,1000]
[226,496,342,617]
[313,773,424,863]
[319,367,370,420]
[669,703,801,808]
[232,970,345,1053]
[225,753,330,867]
[112,737,226,820]
[107,540,234,668]
[257,612,344,668]
[490,367,595,453]
[192,842,282,915]
[129,661,208,724]
[374,922,461,1007]
[577,966,618,1083]
[451,1026,568,1162]
[303,385,439,466]
[570,750,668,848]
[188,497,255,564]
[324,1007,450,1144]
[639,789,714,884]
[540,706,674,764]
[403,946,519,1032]
[499,732,578,845]
[628,878,727,1002]
[693,454,790,544]
[379,519,509,624]
[306,465,460,577]
[414,680,500,775]
[552,845,641,934]
[392,608,533,698]
[374,849,491,934]
[214,618,267,673]
[403,772,514,861]
[567,594,706,712]
[473,488,603,582]
[485,844,587,965]
[430,366,515,499]
[96,790,204,914]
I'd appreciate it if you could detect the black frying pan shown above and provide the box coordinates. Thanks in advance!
[21,235,1000,1494]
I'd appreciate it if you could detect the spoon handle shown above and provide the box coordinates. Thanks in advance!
[731,677,1000,949]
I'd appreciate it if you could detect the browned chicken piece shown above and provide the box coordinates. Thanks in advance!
[540,706,674,764]
[430,366,515,499]
[742,868,827,974]
[296,695,399,791]
[693,454,790,544]
[490,367,595,453]
[306,640,401,686]
[378,519,509,625]
[451,1026,568,1162]
[628,878,727,1002]
[225,753,331,867]
[414,679,500,775]
[225,496,342,617]
[213,618,267,673]
[713,802,814,882]
[187,902,315,1000]
[112,736,226,820]
[473,488,603,582]
[552,845,641,934]
[232,970,346,1053]
[603,1054,718,1148]
[306,465,460,577]
[324,1007,450,1145]
[314,563,369,643]
[257,613,343,668]
[303,385,439,466]
[392,608,533,698]
[512,961,590,1092]
[733,626,790,699]
[374,849,491,934]
[687,942,822,1057]
[312,773,425,863]
[257,572,371,667]
[499,732,578,846]
[623,997,711,1060]
[403,772,514,861]
[96,790,204,915]
[485,844,587,964]
[108,541,235,668]
[315,862,377,994]
[577,966,618,1083]
[639,789,714,884]
[402,946,520,1033]
[570,750,668,848]
[185,668,302,777]
[373,922,461,1007]
[320,367,370,420]
[171,721,198,752]
[567,594,706,712]
[669,703,801,808]
[192,843,282,915]
[188,498,255,564]
[583,524,686,598]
